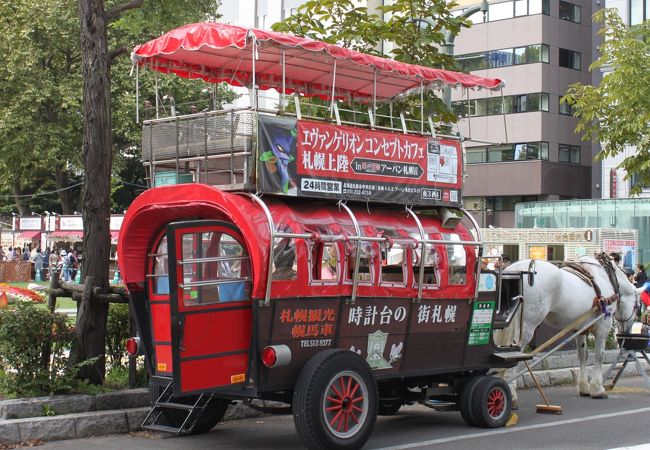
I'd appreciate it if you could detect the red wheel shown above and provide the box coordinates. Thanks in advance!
[323,371,369,438]
[293,350,377,449]
[471,376,512,428]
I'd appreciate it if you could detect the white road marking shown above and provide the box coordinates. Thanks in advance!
[371,406,650,450]
[608,445,650,450]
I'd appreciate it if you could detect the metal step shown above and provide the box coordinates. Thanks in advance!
[142,423,185,434]
[156,401,195,411]
[492,351,533,361]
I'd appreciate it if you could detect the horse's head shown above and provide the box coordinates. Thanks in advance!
[613,266,640,333]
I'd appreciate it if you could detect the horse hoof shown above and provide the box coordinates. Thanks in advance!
[591,393,608,399]
[579,392,590,397]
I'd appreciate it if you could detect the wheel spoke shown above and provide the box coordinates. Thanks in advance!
[330,383,343,399]
[351,405,363,413]
[349,380,361,397]
[325,405,342,412]
[350,410,360,424]
[329,410,343,428]
[326,395,342,404]
[351,395,364,404]
[346,375,353,397]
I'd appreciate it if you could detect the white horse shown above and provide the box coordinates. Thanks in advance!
[496,256,639,404]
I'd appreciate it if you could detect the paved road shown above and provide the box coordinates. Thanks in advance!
[37,376,650,450]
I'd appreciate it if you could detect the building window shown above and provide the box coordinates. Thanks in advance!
[559,98,574,115]
[456,0,549,23]
[457,44,549,71]
[559,1,581,23]
[453,93,549,117]
[467,142,549,163]
[559,144,581,164]
[630,0,648,24]
[559,48,581,70]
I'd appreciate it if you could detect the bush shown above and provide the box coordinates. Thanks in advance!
[106,303,130,369]
[0,302,77,397]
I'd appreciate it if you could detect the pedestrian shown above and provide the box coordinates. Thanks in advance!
[33,249,44,279]
[22,247,30,261]
[48,249,59,279]
[6,247,13,261]
[69,249,79,281]
[0,247,4,261]
[635,264,647,288]
[60,250,70,281]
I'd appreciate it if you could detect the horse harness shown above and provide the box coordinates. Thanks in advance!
[559,252,621,313]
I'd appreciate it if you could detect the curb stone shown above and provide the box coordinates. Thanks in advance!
[0,350,648,445]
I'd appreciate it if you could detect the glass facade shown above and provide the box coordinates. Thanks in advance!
[454,0,550,22]
[456,44,550,71]
[453,92,549,117]
[466,142,549,163]
[516,198,650,263]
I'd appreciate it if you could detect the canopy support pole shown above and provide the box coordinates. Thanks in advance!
[135,64,140,124]
[501,87,508,143]
[251,36,257,109]
[372,70,377,117]
[420,82,424,134]
[330,59,337,119]
[281,50,286,112]
[155,76,159,119]
[466,89,472,139]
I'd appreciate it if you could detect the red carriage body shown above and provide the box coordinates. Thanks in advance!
[119,22,527,449]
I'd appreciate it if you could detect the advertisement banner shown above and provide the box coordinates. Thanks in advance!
[603,239,636,270]
[257,116,462,206]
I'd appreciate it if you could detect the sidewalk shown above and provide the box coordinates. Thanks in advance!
[0,349,647,446]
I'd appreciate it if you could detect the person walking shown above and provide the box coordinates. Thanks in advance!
[48,249,59,279]
[33,250,44,280]
[635,264,647,288]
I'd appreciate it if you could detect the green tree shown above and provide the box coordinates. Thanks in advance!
[562,9,650,193]
[75,0,223,384]
[272,0,468,122]
[0,0,83,214]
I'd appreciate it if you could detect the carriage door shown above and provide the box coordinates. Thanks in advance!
[167,220,252,395]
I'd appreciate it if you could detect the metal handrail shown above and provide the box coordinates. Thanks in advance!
[180,277,252,289]
[338,202,363,305]
[178,255,250,265]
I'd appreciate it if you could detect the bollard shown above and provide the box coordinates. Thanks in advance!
[35,269,42,282]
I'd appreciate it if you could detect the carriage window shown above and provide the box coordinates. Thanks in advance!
[443,233,467,285]
[273,224,297,280]
[345,242,373,283]
[412,242,440,286]
[312,243,339,282]
[381,243,406,284]
[180,231,251,306]
[152,236,169,294]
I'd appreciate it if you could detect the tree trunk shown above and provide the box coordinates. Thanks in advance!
[54,166,75,215]
[75,0,112,384]
[11,180,31,215]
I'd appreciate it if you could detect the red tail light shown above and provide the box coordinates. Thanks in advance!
[261,345,291,368]
[261,347,277,368]
[126,337,140,356]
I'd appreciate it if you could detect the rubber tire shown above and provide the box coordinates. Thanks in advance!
[148,381,229,435]
[458,376,484,427]
[471,376,512,428]
[293,349,378,450]
[377,400,402,416]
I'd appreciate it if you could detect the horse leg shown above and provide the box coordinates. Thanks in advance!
[575,334,590,396]
[589,324,610,399]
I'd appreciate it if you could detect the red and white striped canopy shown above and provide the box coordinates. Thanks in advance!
[132,22,504,103]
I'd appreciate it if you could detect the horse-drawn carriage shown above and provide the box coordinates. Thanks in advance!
[119,22,540,449]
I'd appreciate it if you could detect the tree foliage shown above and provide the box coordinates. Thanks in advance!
[0,0,229,215]
[563,9,650,193]
[272,0,469,123]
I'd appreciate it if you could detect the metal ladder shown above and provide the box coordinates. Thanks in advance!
[141,380,213,435]
[603,347,650,391]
